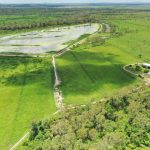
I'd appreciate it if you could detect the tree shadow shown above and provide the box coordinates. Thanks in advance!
[56,50,136,96]
[57,49,121,64]
[2,67,53,88]
[0,56,53,88]
[0,56,43,70]
[58,63,136,95]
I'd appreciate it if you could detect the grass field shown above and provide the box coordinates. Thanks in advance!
[0,56,56,149]
[0,5,150,149]
[109,19,150,61]
[56,19,150,105]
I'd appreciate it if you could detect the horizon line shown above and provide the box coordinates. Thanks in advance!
[0,2,150,4]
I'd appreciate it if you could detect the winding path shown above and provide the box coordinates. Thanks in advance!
[52,56,64,110]
[10,132,29,150]
[123,64,150,85]
[105,24,111,33]
[52,23,103,111]
[9,23,103,150]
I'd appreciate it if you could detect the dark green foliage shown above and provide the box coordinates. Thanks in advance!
[0,4,150,35]
[135,65,142,72]
[144,69,149,73]
[29,123,39,141]
[22,86,150,150]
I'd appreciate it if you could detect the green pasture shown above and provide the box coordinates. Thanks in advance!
[0,57,56,149]
[0,8,150,149]
[56,18,150,105]
[109,19,150,62]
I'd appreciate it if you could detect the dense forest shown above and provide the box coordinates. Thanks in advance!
[21,85,150,150]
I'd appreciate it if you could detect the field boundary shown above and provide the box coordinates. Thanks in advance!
[123,64,139,77]
[71,51,95,83]
[52,23,103,111]
[10,132,29,150]
[9,110,60,150]
[0,54,49,58]
[123,64,150,85]
[9,23,103,150]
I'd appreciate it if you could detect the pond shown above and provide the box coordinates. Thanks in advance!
[0,24,99,54]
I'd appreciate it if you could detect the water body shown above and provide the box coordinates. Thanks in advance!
[0,24,99,54]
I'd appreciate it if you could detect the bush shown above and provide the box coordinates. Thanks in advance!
[144,69,149,73]
[135,65,142,72]
[23,87,150,149]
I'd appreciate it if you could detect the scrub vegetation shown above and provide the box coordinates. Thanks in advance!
[21,86,150,150]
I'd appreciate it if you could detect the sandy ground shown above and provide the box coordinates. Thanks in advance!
[52,56,64,110]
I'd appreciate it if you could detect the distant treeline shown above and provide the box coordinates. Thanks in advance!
[0,5,150,34]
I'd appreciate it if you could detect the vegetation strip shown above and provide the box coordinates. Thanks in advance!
[22,84,150,149]
[9,111,60,150]
[123,64,139,77]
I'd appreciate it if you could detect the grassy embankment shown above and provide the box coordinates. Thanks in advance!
[0,56,56,149]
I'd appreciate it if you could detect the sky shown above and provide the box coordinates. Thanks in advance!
[0,0,149,4]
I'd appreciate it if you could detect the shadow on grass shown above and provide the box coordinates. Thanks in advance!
[0,56,43,70]
[58,63,136,95]
[0,56,53,88]
[56,50,136,95]
[58,49,121,64]
[2,68,52,88]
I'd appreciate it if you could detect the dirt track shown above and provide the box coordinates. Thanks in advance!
[9,23,102,150]
[52,56,64,110]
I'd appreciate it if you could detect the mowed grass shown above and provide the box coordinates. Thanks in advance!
[0,56,56,149]
[56,19,150,105]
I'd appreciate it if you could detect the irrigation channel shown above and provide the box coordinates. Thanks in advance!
[7,23,104,150]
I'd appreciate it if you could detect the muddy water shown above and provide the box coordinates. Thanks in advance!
[0,24,99,54]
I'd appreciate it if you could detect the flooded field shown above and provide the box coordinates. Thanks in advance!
[0,24,99,54]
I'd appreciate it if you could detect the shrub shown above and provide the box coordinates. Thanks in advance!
[144,69,149,73]
[135,65,142,72]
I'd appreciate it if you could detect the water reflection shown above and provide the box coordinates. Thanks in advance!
[0,24,99,54]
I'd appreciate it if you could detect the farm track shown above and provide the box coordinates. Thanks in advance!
[123,64,138,77]
[10,110,60,150]
[105,24,111,33]
[51,24,103,110]
[9,24,103,149]
[52,56,64,111]
[123,64,150,85]
[10,132,29,150]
